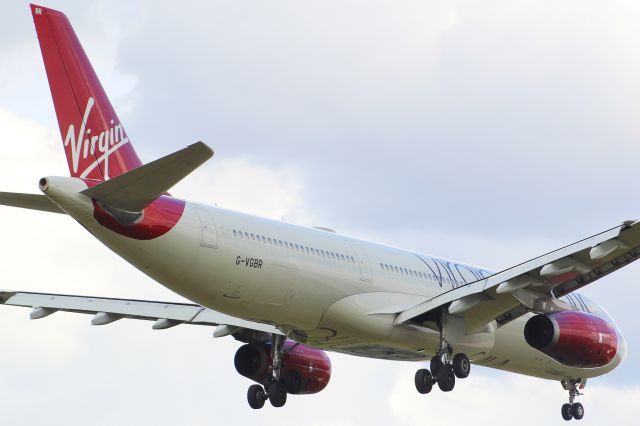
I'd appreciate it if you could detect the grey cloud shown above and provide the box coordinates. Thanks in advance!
[1,1,639,421]
[106,1,640,241]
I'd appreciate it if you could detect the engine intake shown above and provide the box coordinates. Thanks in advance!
[524,311,618,368]
[234,339,331,394]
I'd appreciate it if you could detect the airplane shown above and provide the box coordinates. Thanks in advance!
[0,4,632,421]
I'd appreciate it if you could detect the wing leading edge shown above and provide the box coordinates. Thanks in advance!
[0,291,282,337]
[396,220,640,332]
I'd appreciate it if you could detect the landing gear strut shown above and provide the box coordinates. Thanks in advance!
[246,334,288,409]
[560,379,586,421]
[414,308,471,395]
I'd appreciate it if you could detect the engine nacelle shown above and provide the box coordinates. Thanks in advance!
[234,339,331,394]
[524,311,618,368]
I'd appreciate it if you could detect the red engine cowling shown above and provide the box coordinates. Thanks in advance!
[524,311,618,368]
[234,339,331,394]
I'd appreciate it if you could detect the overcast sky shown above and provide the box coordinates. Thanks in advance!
[1,1,640,425]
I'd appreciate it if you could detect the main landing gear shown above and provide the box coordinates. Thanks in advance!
[247,334,288,409]
[560,379,586,421]
[414,310,471,395]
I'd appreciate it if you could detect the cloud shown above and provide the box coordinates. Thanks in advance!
[173,157,316,226]
[1,2,639,424]
[387,367,640,426]
[103,0,640,239]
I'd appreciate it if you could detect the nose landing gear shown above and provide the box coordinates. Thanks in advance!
[560,379,586,421]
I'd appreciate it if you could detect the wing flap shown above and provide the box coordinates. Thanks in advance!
[0,291,282,335]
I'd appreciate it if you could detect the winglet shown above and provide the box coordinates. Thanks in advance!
[81,142,213,212]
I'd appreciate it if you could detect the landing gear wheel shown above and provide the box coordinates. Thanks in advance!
[247,384,266,409]
[452,353,470,379]
[561,403,573,421]
[268,382,288,408]
[414,369,433,394]
[430,356,444,377]
[436,364,456,392]
[572,403,584,420]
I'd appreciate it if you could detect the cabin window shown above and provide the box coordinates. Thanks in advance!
[279,240,283,247]
[233,229,237,237]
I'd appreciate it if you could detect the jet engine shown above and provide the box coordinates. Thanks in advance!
[234,339,331,394]
[523,311,618,368]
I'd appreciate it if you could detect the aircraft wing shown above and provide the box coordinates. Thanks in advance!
[396,220,640,332]
[0,291,282,338]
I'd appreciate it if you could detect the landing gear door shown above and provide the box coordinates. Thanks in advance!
[349,242,371,282]
[195,208,218,248]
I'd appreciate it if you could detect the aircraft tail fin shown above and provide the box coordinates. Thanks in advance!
[31,4,142,181]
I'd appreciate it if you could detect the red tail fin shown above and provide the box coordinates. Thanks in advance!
[31,4,142,180]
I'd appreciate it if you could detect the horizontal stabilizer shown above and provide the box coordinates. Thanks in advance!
[81,142,213,212]
[0,191,64,214]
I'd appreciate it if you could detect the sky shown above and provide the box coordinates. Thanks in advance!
[1,0,640,424]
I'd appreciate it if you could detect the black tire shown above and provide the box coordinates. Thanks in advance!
[414,369,433,394]
[268,382,288,408]
[247,384,266,409]
[572,403,584,420]
[430,356,444,377]
[436,364,455,392]
[561,403,573,421]
[452,353,471,379]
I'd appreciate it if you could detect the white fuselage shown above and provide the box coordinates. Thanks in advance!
[43,176,627,382]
